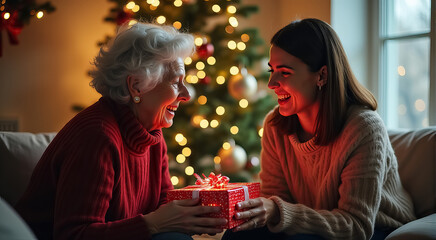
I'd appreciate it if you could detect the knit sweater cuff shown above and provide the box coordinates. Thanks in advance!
[128,215,153,239]
[267,196,296,234]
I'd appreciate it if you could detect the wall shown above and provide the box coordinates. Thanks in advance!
[331,0,371,90]
[0,0,112,132]
[242,0,330,42]
[0,0,330,133]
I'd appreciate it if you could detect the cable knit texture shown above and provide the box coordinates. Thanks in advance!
[15,97,173,240]
[260,106,416,240]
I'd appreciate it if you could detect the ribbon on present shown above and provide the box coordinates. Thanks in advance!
[194,172,230,188]
[191,172,249,201]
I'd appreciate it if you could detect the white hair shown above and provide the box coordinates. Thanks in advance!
[90,22,195,104]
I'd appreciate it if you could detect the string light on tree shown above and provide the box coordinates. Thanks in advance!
[36,11,44,19]
[176,154,186,163]
[178,138,187,146]
[196,61,205,70]
[207,56,216,65]
[171,176,179,185]
[182,147,192,157]
[197,70,206,79]
[241,33,250,42]
[230,126,239,135]
[156,15,166,24]
[227,5,236,14]
[216,76,225,84]
[210,119,219,128]
[225,25,234,34]
[200,119,209,128]
[175,133,184,143]
[228,40,237,50]
[173,21,182,29]
[197,95,207,105]
[216,106,225,115]
[184,57,192,65]
[237,42,246,51]
[185,166,195,175]
[174,0,183,7]
[191,115,204,127]
[230,66,239,75]
[212,4,220,13]
[239,99,249,108]
[258,128,264,137]
[228,16,238,27]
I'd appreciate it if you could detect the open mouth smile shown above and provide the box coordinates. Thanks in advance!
[166,105,178,113]
[278,94,291,100]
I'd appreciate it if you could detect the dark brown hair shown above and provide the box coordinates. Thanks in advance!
[270,18,377,145]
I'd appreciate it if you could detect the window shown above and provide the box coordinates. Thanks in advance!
[378,0,435,128]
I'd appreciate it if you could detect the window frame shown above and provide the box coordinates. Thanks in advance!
[373,0,436,128]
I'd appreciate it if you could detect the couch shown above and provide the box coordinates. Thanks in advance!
[0,129,435,239]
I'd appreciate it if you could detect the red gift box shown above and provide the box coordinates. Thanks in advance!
[167,181,260,229]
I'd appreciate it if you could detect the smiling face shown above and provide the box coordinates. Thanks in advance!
[135,57,190,131]
[268,45,321,118]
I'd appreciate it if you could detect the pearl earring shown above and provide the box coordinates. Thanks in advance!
[133,96,141,103]
[318,85,322,91]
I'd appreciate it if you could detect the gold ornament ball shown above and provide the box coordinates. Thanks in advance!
[228,69,258,100]
[218,144,247,174]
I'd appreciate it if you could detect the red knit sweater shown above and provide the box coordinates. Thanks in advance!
[15,97,173,240]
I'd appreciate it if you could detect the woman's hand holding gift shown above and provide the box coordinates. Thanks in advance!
[232,197,280,232]
[143,198,227,235]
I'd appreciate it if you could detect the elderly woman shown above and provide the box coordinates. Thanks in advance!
[223,18,415,240]
[15,23,226,240]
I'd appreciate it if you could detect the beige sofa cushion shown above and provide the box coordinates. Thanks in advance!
[388,128,436,218]
[0,132,56,206]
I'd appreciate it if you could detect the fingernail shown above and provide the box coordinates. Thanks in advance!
[237,203,241,208]
[236,213,240,218]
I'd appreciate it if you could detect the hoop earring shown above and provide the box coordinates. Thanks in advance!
[133,96,141,103]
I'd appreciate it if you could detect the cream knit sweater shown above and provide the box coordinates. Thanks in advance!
[260,106,416,240]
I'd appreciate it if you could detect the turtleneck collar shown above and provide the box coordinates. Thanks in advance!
[101,97,162,154]
[288,133,319,154]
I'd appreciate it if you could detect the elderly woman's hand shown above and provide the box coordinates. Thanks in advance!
[232,197,280,232]
[143,198,227,235]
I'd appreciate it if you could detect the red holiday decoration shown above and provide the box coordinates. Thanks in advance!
[197,42,214,59]
[168,173,260,229]
[116,10,132,26]
[199,76,211,85]
[0,11,23,56]
[0,0,55,57]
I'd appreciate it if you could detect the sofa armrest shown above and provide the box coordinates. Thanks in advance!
[385,213,436,240]
[0,196,36,239]
[388,127,436,218]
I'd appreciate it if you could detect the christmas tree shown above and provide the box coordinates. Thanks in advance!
[103,0,275,187]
